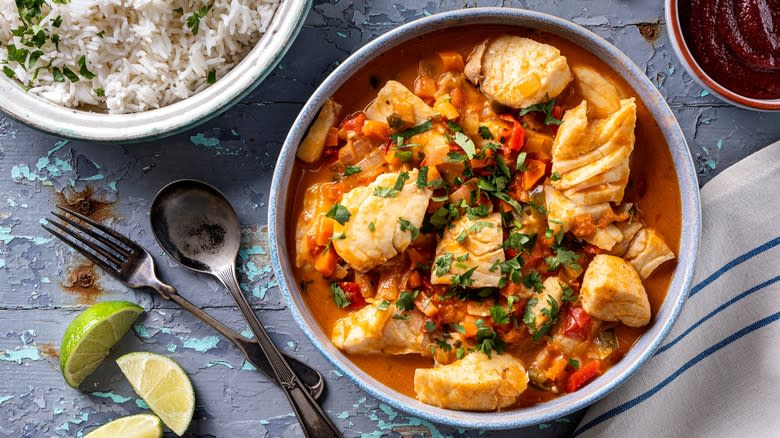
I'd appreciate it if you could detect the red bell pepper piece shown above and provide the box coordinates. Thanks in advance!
[338,282,367,310]
[500,114,526,152]
[562,306,592,340]
[566,360,601,393]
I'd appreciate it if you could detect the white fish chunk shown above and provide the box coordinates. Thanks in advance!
[580,254,651,327]
[571,65,622,118]
[430,213,505,288]
[414,352,529,410]
[365,80,434,126]
[624,228,675,279]
[295,182,334,269]
[544,184,613,234]
[464,36,573,108]
[551,99,636,202]
[331,304,427,355]
[333,169,432,272]
[525,276,565,335]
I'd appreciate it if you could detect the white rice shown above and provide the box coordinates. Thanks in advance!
[0,0,282,113]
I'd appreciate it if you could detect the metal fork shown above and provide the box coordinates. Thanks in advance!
[42,206,324,399]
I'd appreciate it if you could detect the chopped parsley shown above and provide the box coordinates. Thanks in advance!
[429,204,460,229]
[207,69,217,84]
[447,120,463,132]
[3,67,14,79]
[395,290,419,311]
[495,154,511,178]
[472,319,505,357]
[468,220,494,233]
[523,271,544,292]
[516,152,528,171]
[416,166,428,188]
[551,171,561,181]
[94,88,105,97]
[568,359,580,370]
[368,222,376,232]
[377,300,391,310]
[451,322,466,334]
[330,283,351,308]
[456,347,465,359]
[424,320,437,332]
[453,131,477,159]
[518,97,563,126]
[562,284,577,302]
[374,172,409,198]
[450,266,477,288]
[186,4,212,36]
[434,253,454,276]
[344,165,362,176]
[490,304,510,325]
[545,247,581,272]
[478,126,493,140]
[393,313,410,320]
[325,203,351,225]
[389,120,432,144]
[397,218,419,240]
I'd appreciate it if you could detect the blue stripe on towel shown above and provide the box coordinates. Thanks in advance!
[689,236,780,298]
[655,275,780,356]
[574,311,780,436]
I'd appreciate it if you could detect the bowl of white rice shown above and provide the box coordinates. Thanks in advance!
[0,0,310,142]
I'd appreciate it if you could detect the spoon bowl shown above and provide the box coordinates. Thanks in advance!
[150,180,241,274]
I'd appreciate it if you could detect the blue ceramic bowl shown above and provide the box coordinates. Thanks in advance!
[269,8,701,429]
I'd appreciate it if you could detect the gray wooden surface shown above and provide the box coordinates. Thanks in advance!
[1,1,778,437]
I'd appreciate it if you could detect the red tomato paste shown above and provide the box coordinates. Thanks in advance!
[681,0,780,99]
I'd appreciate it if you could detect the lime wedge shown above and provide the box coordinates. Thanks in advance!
[116,352,195,436]
[60,301,144,388]
[84,414,163,438]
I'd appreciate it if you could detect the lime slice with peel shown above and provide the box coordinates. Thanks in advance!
[60,301,144,388]
[84,413,163,438]
[117,352,195,436]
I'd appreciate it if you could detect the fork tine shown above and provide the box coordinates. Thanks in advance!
[50,210,130,258]
[56,206,139,253]
[41,223,121,275]
[46,219,125,266]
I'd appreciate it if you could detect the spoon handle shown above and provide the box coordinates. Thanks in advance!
[147,278,325,399]
[216,265,342,438]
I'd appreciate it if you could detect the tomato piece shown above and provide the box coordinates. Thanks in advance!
[500,114,526,152]
[562,306,592,340]
[338,282,367,310]
[339,112,366,135]
[566,360,601,393]
[521,159,547,190]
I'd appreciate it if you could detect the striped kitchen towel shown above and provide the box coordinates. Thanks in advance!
[575,140,780,437]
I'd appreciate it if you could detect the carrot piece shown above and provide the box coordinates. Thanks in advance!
[362,120,389,139]
[461,321,479,338]
[408,270,423,289]
[425,165,441,182]
[545,356,569,381]
[500,114,526,152]
[438,51,464,72]
[566,360,602,393]
[414,76,436,101]
[314,249,338,277]
[522,159,547,190]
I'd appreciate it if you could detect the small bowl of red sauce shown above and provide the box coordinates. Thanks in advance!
[665,0,780,111]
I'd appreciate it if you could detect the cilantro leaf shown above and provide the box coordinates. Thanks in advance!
[478,126,493,140]
[330,283,351,308]
[397,218,419,240]
[490,305,510,325]
[396,290,419,311]
[390,120,432,144]
[344,165,361,176]
[518,97,563,126]
[453,131,476,159]
[326,203,351,225]
[545,248,581,272]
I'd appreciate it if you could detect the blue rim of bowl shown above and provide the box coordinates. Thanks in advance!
[269,7,701,430]
[0,0,312,143]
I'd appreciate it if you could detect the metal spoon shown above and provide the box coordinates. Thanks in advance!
[150,179,341,438]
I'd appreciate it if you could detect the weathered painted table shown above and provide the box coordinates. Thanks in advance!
[1,1,779,437]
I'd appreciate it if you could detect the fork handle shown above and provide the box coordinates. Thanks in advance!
[216,265,341,438]
[147,280,324,399]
